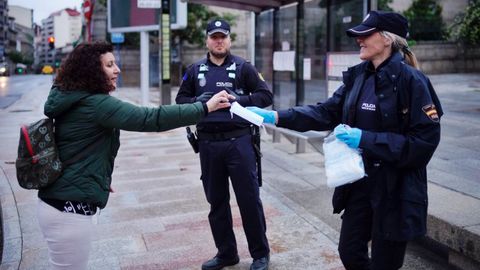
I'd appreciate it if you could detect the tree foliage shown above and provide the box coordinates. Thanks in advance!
[172,4,237,47]
[403,0,447,40]
[450,0,480,45]
[7,51,24,64]
[378,0,394,11]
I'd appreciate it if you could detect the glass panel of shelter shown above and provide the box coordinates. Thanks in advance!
[255,0,367,110]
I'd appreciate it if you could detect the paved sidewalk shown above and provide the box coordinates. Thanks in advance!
[1,73,479,269]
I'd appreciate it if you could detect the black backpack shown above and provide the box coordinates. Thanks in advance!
[15,118,103,190]
[16,118,62,189]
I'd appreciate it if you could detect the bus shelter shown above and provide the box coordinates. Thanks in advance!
[188,0,375,109]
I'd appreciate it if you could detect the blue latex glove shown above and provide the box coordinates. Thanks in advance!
[334,124,362,149]
[246,106,276,124]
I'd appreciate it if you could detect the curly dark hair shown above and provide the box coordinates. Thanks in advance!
[55,41,114,93]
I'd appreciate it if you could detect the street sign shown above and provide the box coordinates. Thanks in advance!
[138,0,161,8]
[162,13,170,80]
[108,0,187,33]
[111,33,125,43]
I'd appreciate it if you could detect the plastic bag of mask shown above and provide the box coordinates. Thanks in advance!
[323,134,365,188]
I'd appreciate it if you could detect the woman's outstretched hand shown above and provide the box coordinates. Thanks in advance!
[205,90,235,113]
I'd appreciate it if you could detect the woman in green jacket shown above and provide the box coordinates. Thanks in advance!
[37,41,232,270]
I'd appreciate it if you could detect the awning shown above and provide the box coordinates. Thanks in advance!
[185,0,297,13]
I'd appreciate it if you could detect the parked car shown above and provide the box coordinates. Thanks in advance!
[41,65,54,74]
[0,62,9,76]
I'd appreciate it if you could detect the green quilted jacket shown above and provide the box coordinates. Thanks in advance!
[38,87,205,208]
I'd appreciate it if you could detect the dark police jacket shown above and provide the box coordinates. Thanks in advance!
[276,52,443,241]
[176,53,273,132]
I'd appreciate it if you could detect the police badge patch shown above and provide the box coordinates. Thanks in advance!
[198,73,206,87]
[422,104,439,122]
[199,78,206,87]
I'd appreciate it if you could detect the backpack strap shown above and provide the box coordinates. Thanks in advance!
[21,125,37,163]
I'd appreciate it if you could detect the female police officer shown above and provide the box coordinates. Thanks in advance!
[248,11,443,270]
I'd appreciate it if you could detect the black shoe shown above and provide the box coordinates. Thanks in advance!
[250,255,269,270]
[201,255,240,270]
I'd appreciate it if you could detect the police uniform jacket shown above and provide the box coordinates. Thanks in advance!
[276,52,443,241]
[176,53,273,131]
[40,87,207,209]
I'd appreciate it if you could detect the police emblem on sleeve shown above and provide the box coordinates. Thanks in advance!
[422,104,439,122]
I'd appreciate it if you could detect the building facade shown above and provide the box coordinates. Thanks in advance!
[8,5,32,28]
[38,8,81,67]
[33,23,42,69]
[8,5,34,72]
[0,0,8,63]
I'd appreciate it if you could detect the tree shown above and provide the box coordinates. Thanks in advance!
[378,0,394,11]
[6,51,24,64]
[450,0,480,45]
[403,0,447,40]
[172,4,237,48]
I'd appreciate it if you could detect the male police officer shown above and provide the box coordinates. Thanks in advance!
[175,19,273,270]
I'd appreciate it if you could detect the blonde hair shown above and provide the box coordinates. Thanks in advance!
[380,31,419,69]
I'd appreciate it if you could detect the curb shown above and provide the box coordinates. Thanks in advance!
[0,166,21,269]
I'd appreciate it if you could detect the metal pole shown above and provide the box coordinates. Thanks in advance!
[296,0,305,106]
[161,0,171,105]
[158,13,163,104]
[114,44,123,87]
[272,8,278,110]
[249,11,255,62]
[140,31,149,105]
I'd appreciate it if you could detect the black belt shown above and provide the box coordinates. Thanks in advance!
[197,127,251,141]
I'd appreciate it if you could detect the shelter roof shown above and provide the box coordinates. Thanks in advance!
[187,0,297,13]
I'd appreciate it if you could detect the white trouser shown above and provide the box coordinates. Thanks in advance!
[37,199,93,270]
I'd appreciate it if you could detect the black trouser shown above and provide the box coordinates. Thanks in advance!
[198,133,269,260]
[338,179,407,270]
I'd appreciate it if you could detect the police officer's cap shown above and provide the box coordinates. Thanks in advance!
[346,11,409,38]
[206,19,230,36]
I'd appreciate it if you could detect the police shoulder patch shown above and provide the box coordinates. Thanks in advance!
[422,104,439,122]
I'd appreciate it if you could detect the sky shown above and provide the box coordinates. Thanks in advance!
[9,0,84,25]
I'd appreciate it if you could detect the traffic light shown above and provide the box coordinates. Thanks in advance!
[48,37,55,50]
